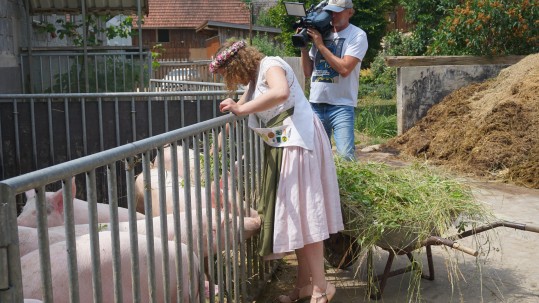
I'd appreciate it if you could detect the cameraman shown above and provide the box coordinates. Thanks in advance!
[300,0,368,161]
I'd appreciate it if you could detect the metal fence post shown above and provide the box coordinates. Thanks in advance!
[0,183,23,303]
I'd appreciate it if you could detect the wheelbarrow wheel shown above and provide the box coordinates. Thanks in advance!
[324,232,360,269]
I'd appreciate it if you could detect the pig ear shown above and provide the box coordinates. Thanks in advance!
[49,188,64,215]
[25,189,36,200]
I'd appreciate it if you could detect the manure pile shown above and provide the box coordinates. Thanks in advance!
[383,53,539,189]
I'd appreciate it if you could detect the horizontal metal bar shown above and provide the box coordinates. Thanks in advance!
[0,90,244,100]
[150,79,225,87]
[158,61,211,66]
[20,50,151,56]
[0,113,245,194]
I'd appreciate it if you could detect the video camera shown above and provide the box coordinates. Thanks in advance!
[285,1,332,48]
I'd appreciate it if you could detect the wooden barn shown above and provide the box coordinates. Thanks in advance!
[132,0,281,61]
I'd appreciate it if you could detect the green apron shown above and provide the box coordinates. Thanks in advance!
[257,107,294,257]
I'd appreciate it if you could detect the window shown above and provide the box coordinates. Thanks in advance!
[157,29,170,42]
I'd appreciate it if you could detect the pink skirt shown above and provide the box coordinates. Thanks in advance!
[266,115,344,260]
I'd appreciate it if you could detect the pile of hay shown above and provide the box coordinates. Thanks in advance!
[334,159,490,300]
[383,53,539,188]
[335,159,487,249]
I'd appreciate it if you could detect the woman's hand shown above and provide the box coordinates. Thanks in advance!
[219,98,241,115]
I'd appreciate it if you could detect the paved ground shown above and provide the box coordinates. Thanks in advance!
[257,152,539,303]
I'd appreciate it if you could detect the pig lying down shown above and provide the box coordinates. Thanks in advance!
[20,231,200,303]
[17,226,69,257]
[41,207,261,258]
[20,208,261,298]
[17,179,144,228]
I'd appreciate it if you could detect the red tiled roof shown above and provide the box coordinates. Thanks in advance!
[135,0,251,29]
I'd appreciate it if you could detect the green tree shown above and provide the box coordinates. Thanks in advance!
[251,32,293,57]
[428,0,539,55]
[397,0,457,55]
[353,0,398,66]
[38,14,135,47]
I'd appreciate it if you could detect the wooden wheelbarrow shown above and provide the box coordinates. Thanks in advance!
[324,220,539,300]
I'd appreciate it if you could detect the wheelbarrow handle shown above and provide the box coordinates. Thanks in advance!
[426,236,478,257]
[451,242,479,257]
[525,224,539,233]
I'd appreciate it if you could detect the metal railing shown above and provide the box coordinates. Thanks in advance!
[149,80,225,93]
[0,91,244,184]
[0,111,274,303]
[20,49,153,93]
[154,60,216,83]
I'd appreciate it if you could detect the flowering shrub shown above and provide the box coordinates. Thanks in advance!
[428,0,538,55]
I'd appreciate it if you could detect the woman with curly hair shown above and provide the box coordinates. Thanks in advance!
[211,39,342,303]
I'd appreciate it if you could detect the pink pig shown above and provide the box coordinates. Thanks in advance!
[47,207,261,258]
[20,231,199,303]
[152,145,199,181]
[134,167,222,217]
[17,226,68,257]
[134,164,245,218]
[17,179,144,227]
[46,209,260,299]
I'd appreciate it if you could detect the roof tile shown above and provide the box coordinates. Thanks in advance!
[135,0,251,28]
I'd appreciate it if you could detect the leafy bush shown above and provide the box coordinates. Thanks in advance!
[46,56,148,93]
[383,30,424,56]
[398,0,455,55]
[251,33,294,57]
[359,50,396,100]
[428,0,539,55]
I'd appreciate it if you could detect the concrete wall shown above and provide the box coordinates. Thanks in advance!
[396,64,512,135]
[1,4,82,94]
[0,0,24,93]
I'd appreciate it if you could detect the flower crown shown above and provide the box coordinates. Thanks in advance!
[209,40,247,73]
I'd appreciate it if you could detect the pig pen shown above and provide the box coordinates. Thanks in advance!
[0,91,273,303]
